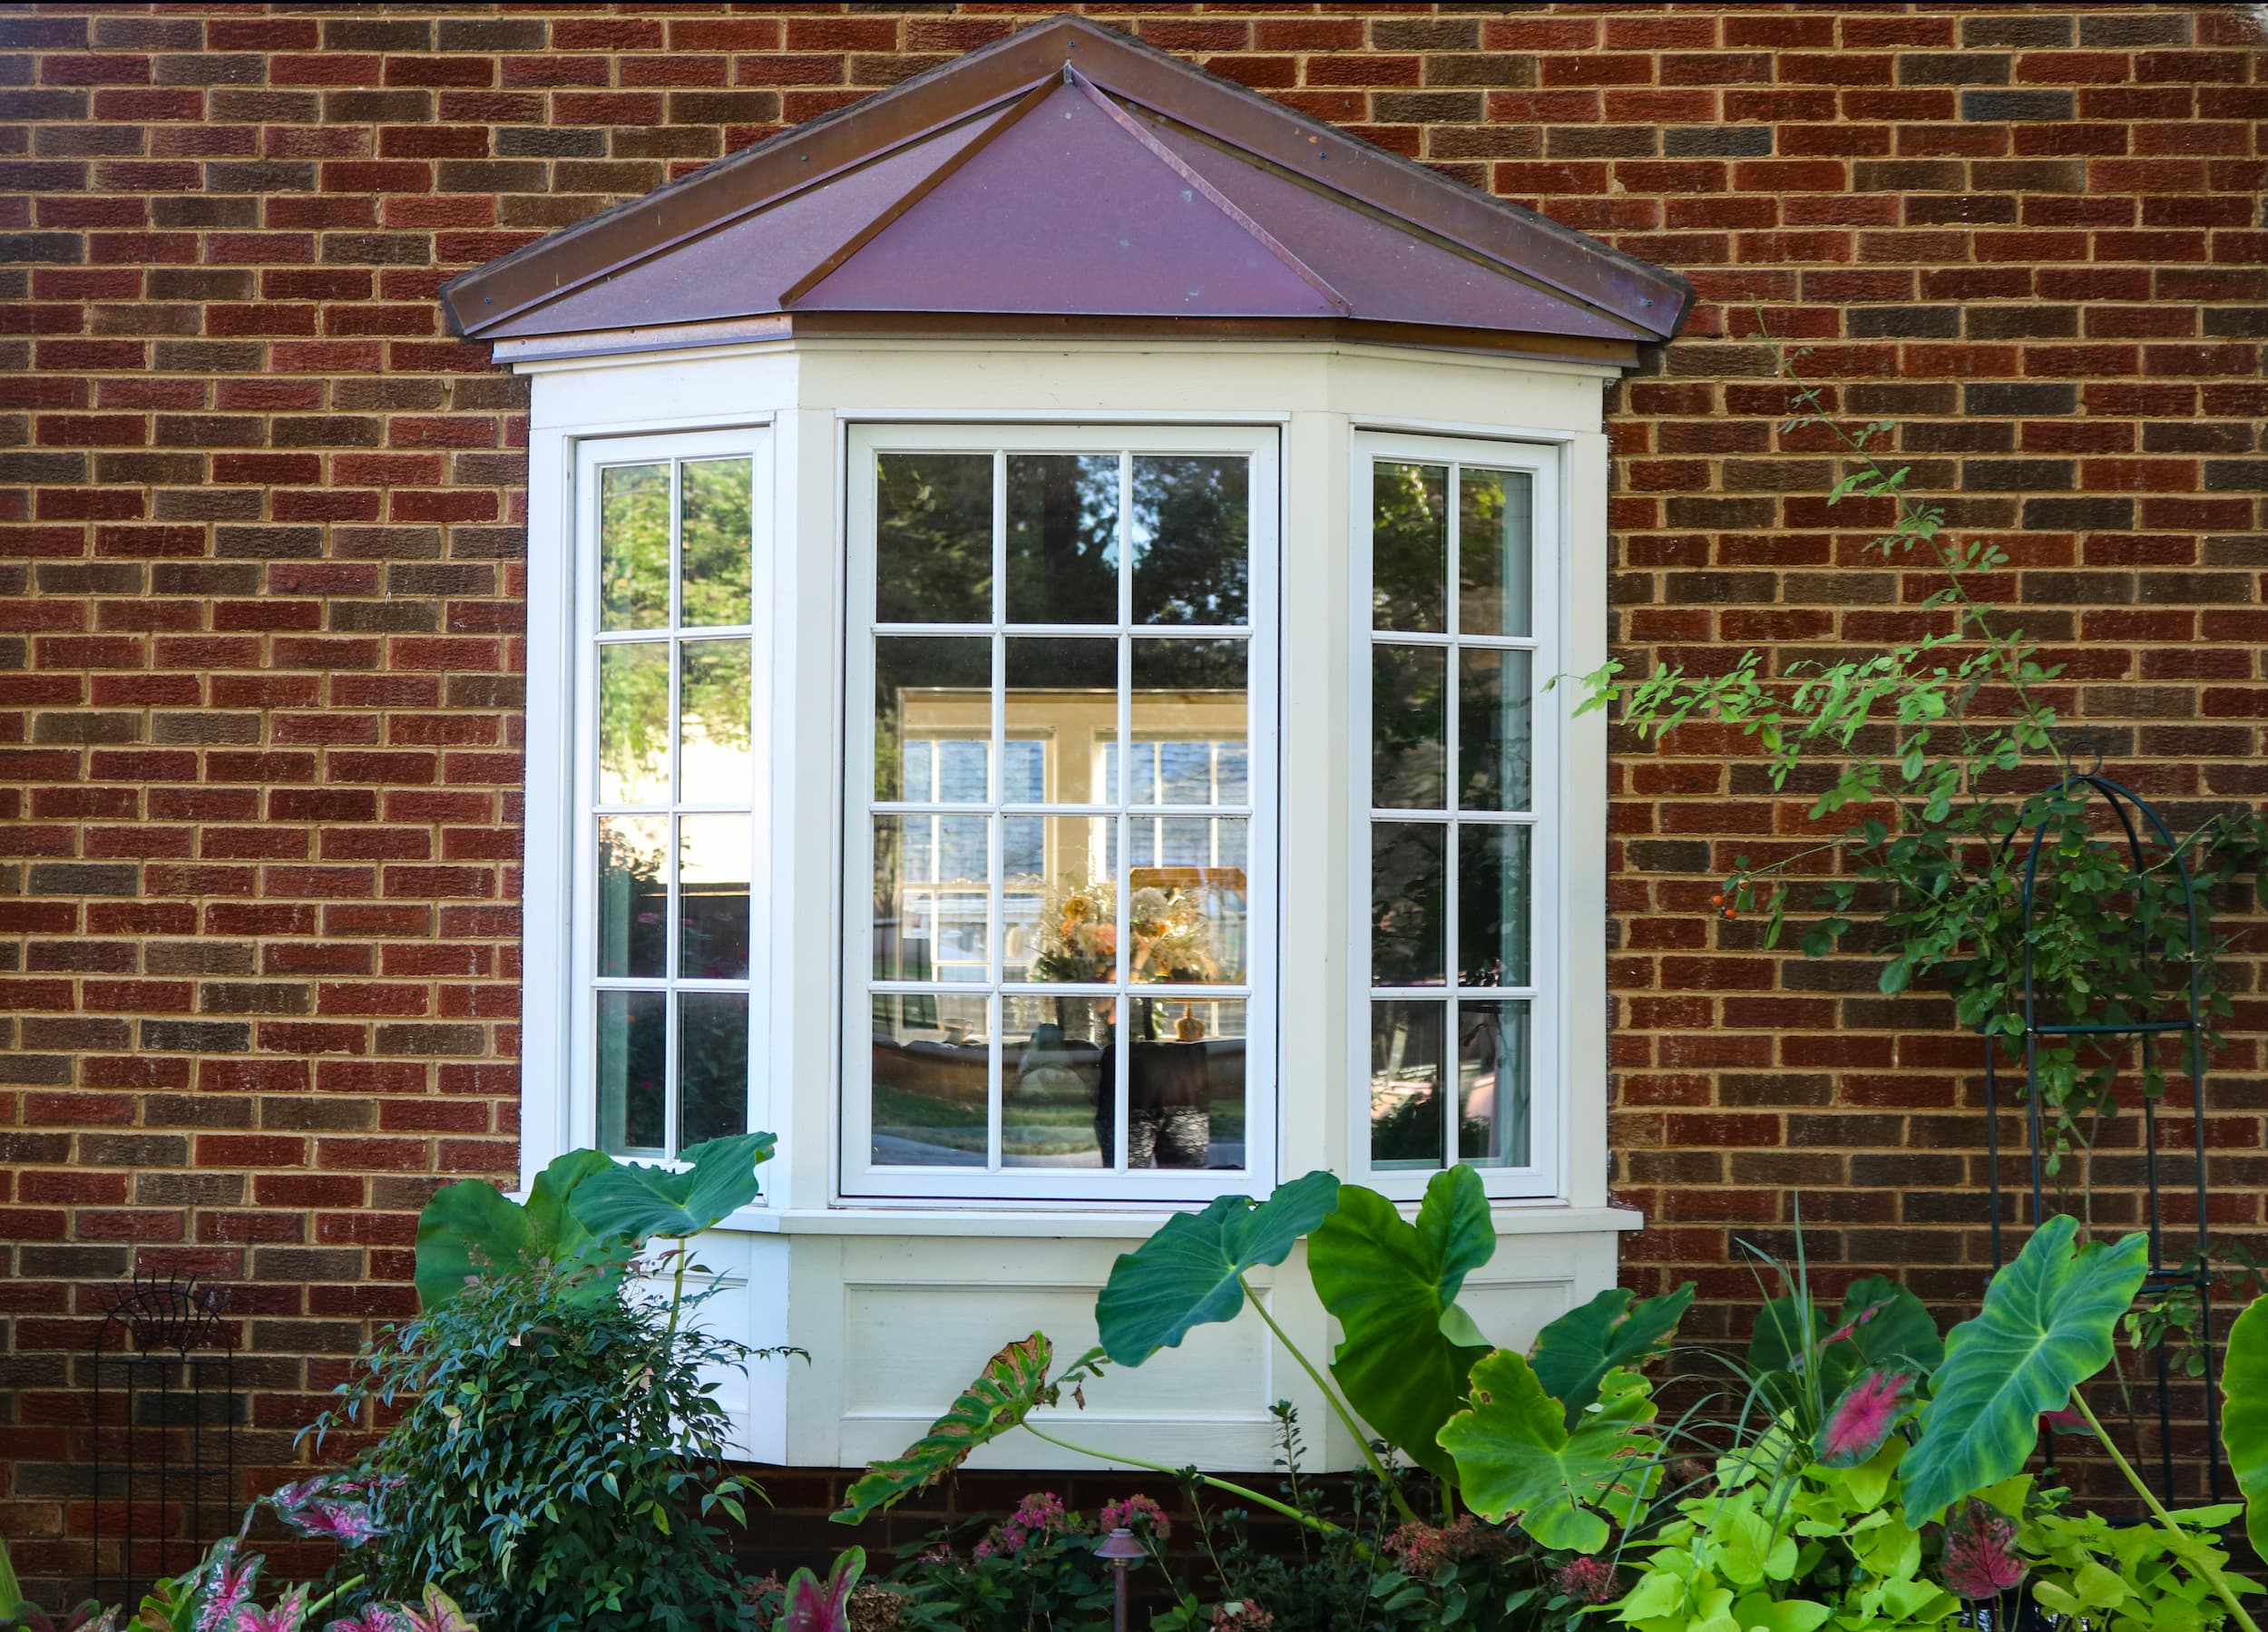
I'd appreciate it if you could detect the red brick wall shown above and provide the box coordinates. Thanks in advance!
[3,0,2264,1595]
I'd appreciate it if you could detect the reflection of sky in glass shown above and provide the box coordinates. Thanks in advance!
[1003,739,1044,803]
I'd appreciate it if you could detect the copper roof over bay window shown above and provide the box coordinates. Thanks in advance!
[441,15,1691,363]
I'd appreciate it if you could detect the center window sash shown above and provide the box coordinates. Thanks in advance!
[843,425,1280,1202]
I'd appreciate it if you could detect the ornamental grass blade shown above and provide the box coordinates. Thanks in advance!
[1095,1170,1339,1366]
[832,1335,1059,1524]
[2220,1293,2268,1559]
[1529,1282,1695,1426]
[1814,1365,1916,1468]
[1436,1353,1661,1555]
[1309,1168,1494,1481]
[1901,1216,2147,1527]
[569,1131,776,1245]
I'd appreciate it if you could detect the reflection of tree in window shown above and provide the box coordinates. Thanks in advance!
[1007,454,1118,624]
[1132,456,1248,625]
[877,454,992,623]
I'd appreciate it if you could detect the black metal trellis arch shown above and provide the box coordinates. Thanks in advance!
[92,1272,238,1609]
[1981,768,2220,1505]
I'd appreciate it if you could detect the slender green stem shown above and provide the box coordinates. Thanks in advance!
[1238,1276,1420,1526]
[302,1573,366,1619]
[668,1244,688,1338]
[2070,1392,2263,1632]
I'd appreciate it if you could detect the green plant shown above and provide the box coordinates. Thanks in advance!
[1437,1361,1661,1554]
[2223,1294,2268,1562]
[2021,1502,2250,1632]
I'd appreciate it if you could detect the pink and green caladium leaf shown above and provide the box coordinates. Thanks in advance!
[1308,1167,1494,1482]
[1436,1353,1661,1554]
[1901,1216,2147,1527]
[1529,1281,1696,1427]
[833,1335,1069,1524]
[1940,1497,2026,1601]
[777,1549,864,1632]
[1814,1365,1917,1468]
[2220,1292,2268,1560]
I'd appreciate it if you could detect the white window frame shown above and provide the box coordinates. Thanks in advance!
[1348,430,1566,1202]
[540,425,775,1163]
[840,421,1282,1204]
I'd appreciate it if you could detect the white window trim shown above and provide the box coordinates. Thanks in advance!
[1348,429,1569,1202]
[838,421,1283,1204]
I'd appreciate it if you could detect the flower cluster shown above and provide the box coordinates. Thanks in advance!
[1098,1493,1171,1539]
[1381,1516,1517,1576]
[973,1491,1078,1559]
[1551,1555,1622,1607]
[1207,1603,1274,1630]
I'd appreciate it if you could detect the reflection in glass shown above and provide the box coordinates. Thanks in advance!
[598,641,670,805]
[1128,832,1247,986]
[877,453,992,623]
[1132,455,1247,625]
[681,458,753,628]
[871,992,990,1166]
[1121,997,1246,1169]
[600,463,670,631]
[679,814,751,980]
[597,815,667,979]
[597,989,666,1156]
[1372,462,1446,633]
[1005,638,1116,804]
[1005,816,1115,984]
[1130,640,1246,806]
[875,814,989,983]
[679,991,748,1148]
[1372,644,1445,810]
[875,636,990,803]
[1459,467,1532,638]
[1369,1000,1443,1169]
[679,639,752,805]
[1459,825,1530,990]
[1459,649,1533,812]
[1458,1000,1530,1168]
[1372,822,1444,987]
[1002,993,1110,1168]
[1006,454,1119,625]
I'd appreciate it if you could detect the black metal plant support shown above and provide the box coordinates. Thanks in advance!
[1981,769,2219,1504]
[92,1272,238,1609]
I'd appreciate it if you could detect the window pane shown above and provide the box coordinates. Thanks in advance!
[1459,467,1532,638]
[600,463,670,631]
[1129,831,1246,986]
[1132,639,1246,807]
[681,457,753,628]
[1007,815,1116,984]
[1002,993,1110,1168]
[1372,462,1446,633]
[597,989,667,1156]
[1132,455,1247,625]
[1371,822,1444,987]
[679,814,750,981]
[871,992,989,1166]
[1459,648,1533,812]
[598,641,670,805]
[1006,453,1119,625]
[1458,1000,1530,1168]
[679,639,752,805]
[1005,637,1116,805]
[877,452,992,623]
[1459,825,1530,991]
[1369,1000,1443,1170]
[1372,643,1445,810]
[1124,997,1245,1169]
[679,991,748,1148]
[597,815,668,979]
[875,814,989,983]
[875,635,990,803]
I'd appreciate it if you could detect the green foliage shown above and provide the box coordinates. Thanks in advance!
[312,1262,760,1632]
[2021,1504,2257,1632]
[0,1535,19,1621]
[1308,1167,1494,1482]
[2223,1295,2268,1562]
[1436,1357,1661,1554]
[1901,1216,2148,1526]
[2133,1245,2268,1381]
[569,1132,775,1245]
[1745,1273,1941,1437]
[1528,1283,1696,1427]
[415,1148,618,1312]
[1093,1169,1340,1365]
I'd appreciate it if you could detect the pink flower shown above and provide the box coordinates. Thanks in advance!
[1816,1366,1917,1468]
[979,1491,1077,1559]
[1208,1604,1273,1630]
[1099,1494,1170,1540]
[1554,1556,1622,1606]
[1941,1498,2027,1600]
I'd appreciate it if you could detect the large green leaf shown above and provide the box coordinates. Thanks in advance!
[1309,1168,1494,1480]
[1530,1282,1696,1425]
[523,1147,616,1260]
[1437,1353,1661,1553]
[568,1131,776,1243]
[832,1334,1063,1524]
[2221,1293,2268,1559]
[1747,1275,1941,1418]
[414,1148,629,1311]
[1095,1169,1340,1365]
[1901,1216,2147,1526]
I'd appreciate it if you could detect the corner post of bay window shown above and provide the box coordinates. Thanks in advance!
[518,417,576,1193]
[1562,428,1612,1211]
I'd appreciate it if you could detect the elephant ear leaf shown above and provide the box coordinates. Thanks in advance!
[569,1131,776,1245]
[832,1335,1063,1524]
[1096,1169,1340,1366]
[2221,1293,2268,1560]
[1310,1168,1494,1481]
[1529,1282,1696,1425]
[1901,1216,2147,1527]
[1438,1353,1662,1554]
[522,1148,618,1262]
[414,1179,533,1312]
[1831,1275,1942,1376]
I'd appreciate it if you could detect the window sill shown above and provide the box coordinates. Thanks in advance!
[709,1201,1643,1237]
